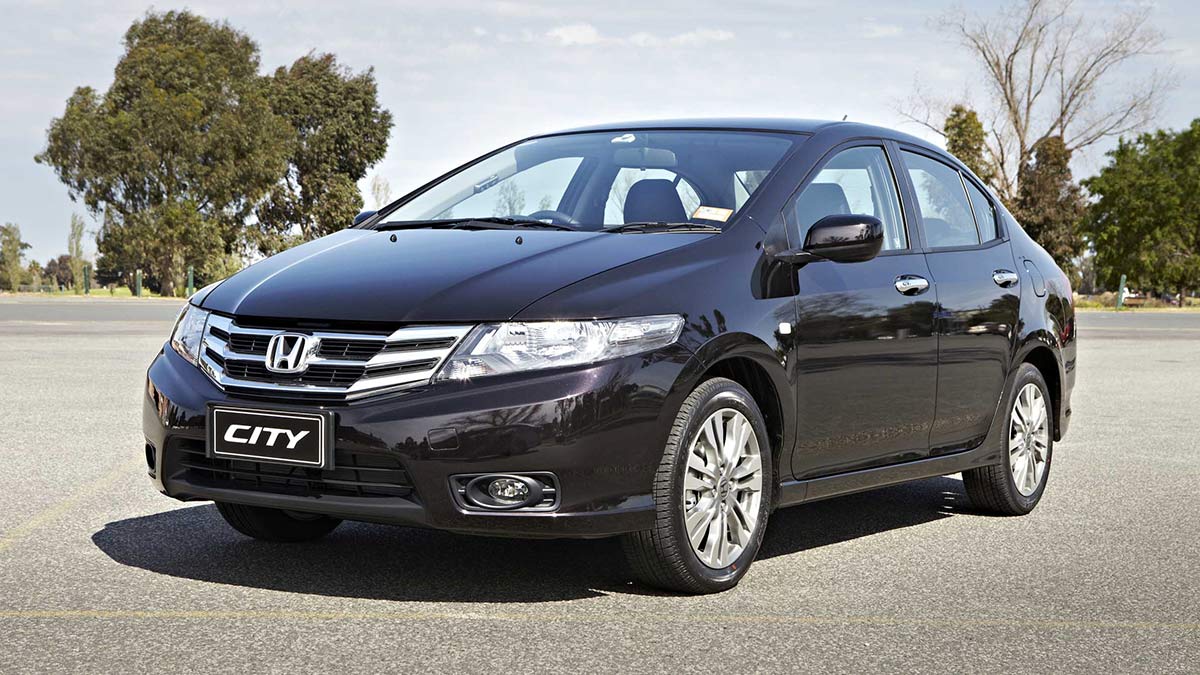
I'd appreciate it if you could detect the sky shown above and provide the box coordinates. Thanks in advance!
[2,0,1198,263]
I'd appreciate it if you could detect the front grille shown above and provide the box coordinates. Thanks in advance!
[199,314,472,400]
[173,439,414,499]
[208,349,365,387]
[320,339,385,361]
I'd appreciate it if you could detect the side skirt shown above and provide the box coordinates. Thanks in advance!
[777,435,1003,507]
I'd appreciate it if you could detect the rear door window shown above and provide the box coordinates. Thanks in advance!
[963,178,999,241]
[902,151,980,248]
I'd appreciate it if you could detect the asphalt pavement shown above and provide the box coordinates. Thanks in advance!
[1,296,1197,673]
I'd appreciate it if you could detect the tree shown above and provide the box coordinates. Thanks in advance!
[904,0,1170,202]
[493,181,525,217]
[1082,120,1200,300]
[26,261,44,292]
[944,105,993,185]
[255,53,393,254]
[1,224,30,292]
[68,213,85,293]
[1014,136,1085,275]
[45,254,75,290]
[35,11,293,296]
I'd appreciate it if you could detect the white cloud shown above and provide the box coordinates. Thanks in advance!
[863,22,902,39]
[546,24,735,48]
[628,32,660,47]
[546,23,603,46]
[668,28,735,46]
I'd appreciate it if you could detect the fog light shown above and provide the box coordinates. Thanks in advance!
[487,477,530,504]
[459,473,548,510]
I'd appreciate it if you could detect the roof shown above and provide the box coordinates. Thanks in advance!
[543,117,940,152]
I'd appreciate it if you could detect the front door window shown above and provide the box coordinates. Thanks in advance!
[785,146,907,251]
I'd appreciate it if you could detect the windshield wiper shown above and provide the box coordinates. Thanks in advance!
[603,221,723,234]
[375,217,576,232]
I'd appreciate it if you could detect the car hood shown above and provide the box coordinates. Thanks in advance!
[200,228,711,323]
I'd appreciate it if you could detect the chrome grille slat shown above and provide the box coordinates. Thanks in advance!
[200,314,471,400]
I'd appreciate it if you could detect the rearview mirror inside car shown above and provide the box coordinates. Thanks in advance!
[612,147,678,169]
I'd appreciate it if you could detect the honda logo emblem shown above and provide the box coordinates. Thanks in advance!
[265,333,317,374]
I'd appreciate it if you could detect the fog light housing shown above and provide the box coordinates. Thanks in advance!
[455,473,557,511]
[487,477,530,505]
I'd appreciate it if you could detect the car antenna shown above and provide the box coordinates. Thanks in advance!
[842,114,848,121]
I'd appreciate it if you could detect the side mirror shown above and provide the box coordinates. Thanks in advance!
[773,214,884,264]
[353,210,378,227]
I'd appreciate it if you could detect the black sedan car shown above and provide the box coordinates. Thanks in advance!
[145,119,1075,593]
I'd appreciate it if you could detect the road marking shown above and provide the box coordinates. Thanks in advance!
[0,609,1194,632]
[0,461,137,554]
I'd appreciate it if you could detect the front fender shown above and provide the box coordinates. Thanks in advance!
[666,331,796,484]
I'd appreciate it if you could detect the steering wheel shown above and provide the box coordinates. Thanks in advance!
[525,210,581,227]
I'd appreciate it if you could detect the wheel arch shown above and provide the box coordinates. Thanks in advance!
[1015,337,1064,441]
[676,332,795,495]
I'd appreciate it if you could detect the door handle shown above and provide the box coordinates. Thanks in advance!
[993,270,1020,288]
[894,275,930,296]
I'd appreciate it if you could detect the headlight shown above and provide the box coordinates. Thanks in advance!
[437,315,684,380]
[170,304,210,366]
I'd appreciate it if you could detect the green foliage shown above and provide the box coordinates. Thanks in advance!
[45,254,74,289]
[26,260,44,291]
[1,224,31,292]
[944,105,993,186]
[255,53,392,254]
[68,213,85,293]
[35,10,294,295]
[1083,121,1200,297]
[1015,137,1085,276]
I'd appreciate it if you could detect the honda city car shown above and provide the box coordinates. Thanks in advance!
[144,119,1075,593]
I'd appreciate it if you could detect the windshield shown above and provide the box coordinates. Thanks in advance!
[375,130,799,231]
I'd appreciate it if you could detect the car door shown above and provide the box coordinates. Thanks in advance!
[897,147,1020,454]
[786,143,939,480]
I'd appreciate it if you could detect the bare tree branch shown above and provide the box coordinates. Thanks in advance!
[915,0,1172,201]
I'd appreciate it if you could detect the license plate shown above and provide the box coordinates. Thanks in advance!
[207,405,332,468]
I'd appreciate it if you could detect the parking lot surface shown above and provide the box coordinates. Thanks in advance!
[1,297,1197,672]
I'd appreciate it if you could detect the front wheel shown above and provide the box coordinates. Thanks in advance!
[963,363,1054,515]
[622,377,773,594]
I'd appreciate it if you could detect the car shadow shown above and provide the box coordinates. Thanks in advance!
[757,475,968,560]
[92,475,970,602]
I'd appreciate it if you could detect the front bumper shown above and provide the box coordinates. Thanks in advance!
[144,344,697,538]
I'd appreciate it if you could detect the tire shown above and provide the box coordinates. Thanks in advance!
[963,363,1054,515]
[215,502,342,542]
[622,377,774,594]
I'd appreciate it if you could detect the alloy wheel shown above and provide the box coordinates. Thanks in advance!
[1009,383,1050,497]
[682,408,764,569]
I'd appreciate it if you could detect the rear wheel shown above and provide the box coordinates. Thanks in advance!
[622,377,773,594]
[215,502,342,542]
[963,363,1053,515]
